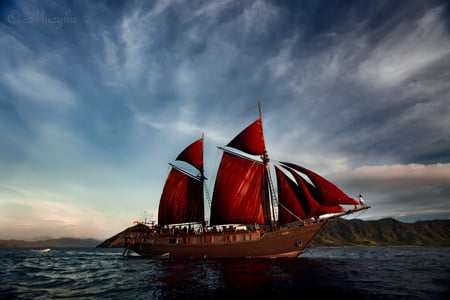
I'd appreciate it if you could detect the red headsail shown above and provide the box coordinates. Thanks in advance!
[285,166,345,215]
[210,152,265,225]
[275,164,346,223]
[275,166,317,223]
[280,162,358,206]
[316,205,345,215]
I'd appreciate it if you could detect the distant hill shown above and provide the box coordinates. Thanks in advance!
[310,218,450,247]
[97,218,450,248]
[0,238,102,248]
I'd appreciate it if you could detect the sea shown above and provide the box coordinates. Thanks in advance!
[0,247,448,299]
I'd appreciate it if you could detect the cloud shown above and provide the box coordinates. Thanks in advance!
[2,69,77,106]
[343,163,450,188]
[0,198,102,240]
[182,0,232,23]
[339,163,450,220]
[357,4,450,88]
[262,2,450,167]
[0,174,158,240]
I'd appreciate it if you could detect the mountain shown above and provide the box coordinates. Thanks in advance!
[310,218,450,247]
[97,218,450,248]
[0,238,102,248]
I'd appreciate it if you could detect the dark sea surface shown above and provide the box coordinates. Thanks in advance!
[0,247,449,299]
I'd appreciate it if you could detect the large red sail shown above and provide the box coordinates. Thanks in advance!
[227,119,266,155]
[281,162,358,206]
[158,137,204,225]
[210,152,265,225]
[158,168,204,225]
[176,138,203,171]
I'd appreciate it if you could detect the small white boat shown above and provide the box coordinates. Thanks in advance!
[32,248,51,253]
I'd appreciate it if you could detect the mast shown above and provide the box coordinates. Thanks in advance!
[199,132,212,213]
[258,102,277,227]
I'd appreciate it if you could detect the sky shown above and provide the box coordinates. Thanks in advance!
[0,0,449,241]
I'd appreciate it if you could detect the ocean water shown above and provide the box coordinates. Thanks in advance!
[0,247,448,299]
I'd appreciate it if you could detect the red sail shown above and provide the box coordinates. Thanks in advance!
[227,119,266,155]
[210,152,265,225]
[287,167,345,216]
[158,168,204,225]
[316,205,345,215]
[285,166,323,216]
[281,162,358,206]
[276,165,345,222]
[176,138,203,171]
[275,166,314,223]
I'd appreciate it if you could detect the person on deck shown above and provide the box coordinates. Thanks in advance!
[358,194,366,207]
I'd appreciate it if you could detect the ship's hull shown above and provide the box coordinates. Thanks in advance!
[126,219,328,258]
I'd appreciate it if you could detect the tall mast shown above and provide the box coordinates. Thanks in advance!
[202,132,212,213]
[258,102,262,120]
[258,102,277,228]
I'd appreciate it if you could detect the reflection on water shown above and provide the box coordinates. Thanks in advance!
[0,247,449,299]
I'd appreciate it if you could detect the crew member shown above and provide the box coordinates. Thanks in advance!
[358,194,366,207]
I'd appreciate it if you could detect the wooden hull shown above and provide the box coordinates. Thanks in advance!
[127,219,328,258]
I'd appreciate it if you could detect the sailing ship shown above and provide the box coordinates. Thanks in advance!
[124,105,369,258]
